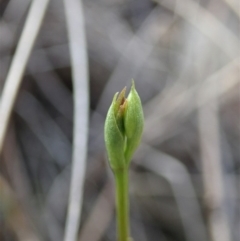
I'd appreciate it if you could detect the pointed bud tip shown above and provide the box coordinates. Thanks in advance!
[112,92,119,103]
[131,79,135,89]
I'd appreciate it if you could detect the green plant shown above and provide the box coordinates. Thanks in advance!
[104,80,144,241]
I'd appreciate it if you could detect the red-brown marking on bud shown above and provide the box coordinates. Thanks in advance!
[115,86,127,116]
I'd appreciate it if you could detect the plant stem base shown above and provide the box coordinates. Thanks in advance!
[115,168,130,241]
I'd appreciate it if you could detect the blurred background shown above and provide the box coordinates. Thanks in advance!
[0,0,239,241]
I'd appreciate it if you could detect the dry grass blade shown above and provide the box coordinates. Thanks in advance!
[157,0,240,58]
[0,175,41,241]
[63,0,89,241]
[78,181,114,241]
[136,144,208,241]
[198,77,231,241]
[2,125,42,241]
[0,0,50,154]
[144,58,240,144]
[222,0,240,17]
[93,7,174,112]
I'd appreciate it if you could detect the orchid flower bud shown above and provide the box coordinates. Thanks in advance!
[124,81,144,163]
[104,80,144,171]
[104,88,127,170]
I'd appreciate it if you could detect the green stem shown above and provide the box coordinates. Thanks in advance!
[114,168,130,241]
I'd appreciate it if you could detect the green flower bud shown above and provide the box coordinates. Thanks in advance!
[124,81,144,163]
[104,80,144,171]
[104,88,127,170]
